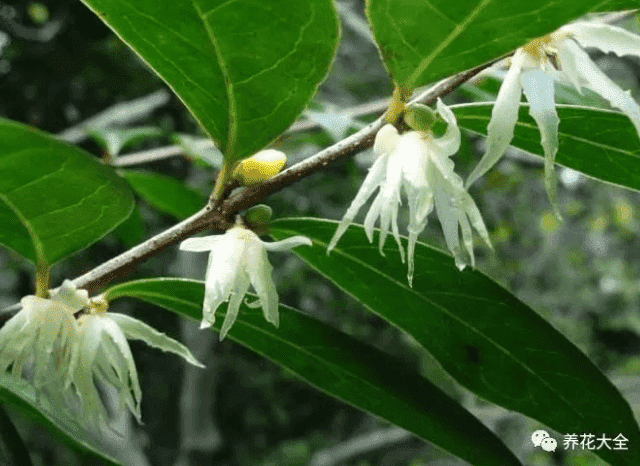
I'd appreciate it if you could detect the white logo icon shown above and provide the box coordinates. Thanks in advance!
[531,430,550,447]
[540,437,558,452]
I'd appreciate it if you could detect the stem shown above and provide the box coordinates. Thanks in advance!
[383,86,409,124]
[35,263,50,298]
[208,159,233,207]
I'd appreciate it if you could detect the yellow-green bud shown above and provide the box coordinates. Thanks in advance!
[233,149,286,185]
[244,204,273,225]
[404,103,437,132]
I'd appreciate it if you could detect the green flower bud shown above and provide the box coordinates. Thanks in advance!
[244,204,273,225]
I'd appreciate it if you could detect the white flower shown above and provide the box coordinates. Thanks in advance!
[68,305,203,426]
[0,280,86,388]
[466,21,640,210]
[180,225,312,339]
[328,99,491,284]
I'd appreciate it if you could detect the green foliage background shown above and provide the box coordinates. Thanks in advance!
[1,1,640,465]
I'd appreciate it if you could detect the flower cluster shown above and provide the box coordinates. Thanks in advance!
[466,21,640,210]
[329,99,491,284]
[0,280,202,428]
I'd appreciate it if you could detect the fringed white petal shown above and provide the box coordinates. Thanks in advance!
[558,39,640,138]
[466,48,527,188]
[219,276,251,340]
[521,69,561,216]
[51,280,89,312]
[327,154,388,253]
[461,191,492,249]
[108,313,204,367]
[373,124,400,155]
[561,22,640,59]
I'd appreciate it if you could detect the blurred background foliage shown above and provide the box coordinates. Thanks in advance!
[1,0,640,465]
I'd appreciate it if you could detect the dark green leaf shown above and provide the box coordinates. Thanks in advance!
[120,170,205,219]
[0,379,120,465]
[366,0,638,89]
[453,103,640,192]
[0,119,134,265]
[0,404,32,466]
[112,204,145,248]
[79,0,340,161]
[269,217,640,466]
[105,278,523,466]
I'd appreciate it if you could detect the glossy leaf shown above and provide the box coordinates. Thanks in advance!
[0,119,134,265]
[105,278,523,466]
[0,404,32,466]
[453,103,640,192]
[173,134,223,168]
[79,0,340,161]
[120,170,205,219]
[269,217,640,466]
[366,0,639,90]
[0,378,120,465]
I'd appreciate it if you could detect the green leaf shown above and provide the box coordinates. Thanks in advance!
[0,378,120,465]
[365,0,639,90]
[120,170,205,219]
[0,119,134,265]
[453,103,640,192]
[104,278,523,466]
[79,0,340,161]
[172,133,223,168]
[86,126,162,156]
[269,217,640,466]
[0,404,32,466]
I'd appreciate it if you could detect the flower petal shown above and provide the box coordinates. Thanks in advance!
[246,246,279,327]
[51,279,90,312]
[219,276,251,340]
[561,22,640,59]
[262,236,312,252]
[327,154,388,253]
[521,69,561,216]
[558,39,640,137]
[108,313,204,368]
[373,124,400,155]
[431,98,461,156]
[466,49,526,188]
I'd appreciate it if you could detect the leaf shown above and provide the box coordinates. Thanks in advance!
[0,404,32,466]
[120,170,205,219]
[172,133,223,168]
[79,0,340,161]
[104,278,523,466]
[0,119,134,265]
[365,0,639,90]
[453,103,640,192]
[86,126,162,156]
[269,217,640,466]
[0,378,121,465]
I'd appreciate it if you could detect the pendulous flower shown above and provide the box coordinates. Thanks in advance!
[328,99,491,284]
[465,20,640,211]
[0,280,86,388]
[68,301,203,426]
[180,224,312,339]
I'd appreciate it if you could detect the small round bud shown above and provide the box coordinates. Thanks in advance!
[404,103,437,132]
[244,204,273,225]
[233,149,286,185]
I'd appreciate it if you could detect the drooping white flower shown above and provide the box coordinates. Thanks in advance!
[0,280,86,388]
[68,304,203,426]
[180,225,312,339]
[328,99,492,284]
[466,21,640,210]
